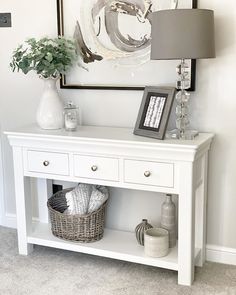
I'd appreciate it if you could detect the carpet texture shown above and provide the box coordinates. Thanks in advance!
[0,226,236,295]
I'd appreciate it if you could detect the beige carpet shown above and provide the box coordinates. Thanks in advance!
[0,226,236,295]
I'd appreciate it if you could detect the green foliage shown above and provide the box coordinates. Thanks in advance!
[10,37,77,78]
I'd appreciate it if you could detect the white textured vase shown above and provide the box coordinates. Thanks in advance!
[161,194,177,248]
[36,77,64,129]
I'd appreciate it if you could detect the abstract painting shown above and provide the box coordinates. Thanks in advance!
[57,0,197,90]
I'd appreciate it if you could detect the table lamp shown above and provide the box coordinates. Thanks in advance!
[151,9,215,139]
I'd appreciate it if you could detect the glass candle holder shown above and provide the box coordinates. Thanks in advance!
[64,102,78,131]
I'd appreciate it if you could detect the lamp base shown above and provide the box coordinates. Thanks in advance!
[165,129,199,140]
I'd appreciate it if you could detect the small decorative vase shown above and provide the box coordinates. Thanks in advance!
[36,77,64,129]
[161,194,177,248]
[135,219,153,246]
[144,228,169,258]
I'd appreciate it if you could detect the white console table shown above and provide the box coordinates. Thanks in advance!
[6,125,213,286]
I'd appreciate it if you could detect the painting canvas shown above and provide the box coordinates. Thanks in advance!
[57,0,197,90]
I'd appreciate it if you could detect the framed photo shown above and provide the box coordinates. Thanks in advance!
[57,0,197,90]
[134,86,176,139]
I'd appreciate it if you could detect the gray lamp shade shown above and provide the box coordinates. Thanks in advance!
[151,9,215,60]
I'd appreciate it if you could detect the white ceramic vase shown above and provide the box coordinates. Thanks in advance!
[36,77,64,129]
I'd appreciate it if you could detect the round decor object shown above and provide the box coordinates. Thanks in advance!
[135,219,153,246]
[36,77,64,130]
[144,228,169,258]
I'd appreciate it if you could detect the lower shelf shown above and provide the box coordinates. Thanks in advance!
[28,222,179,271]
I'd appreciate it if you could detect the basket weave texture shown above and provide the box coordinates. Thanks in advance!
[47,188,107,243]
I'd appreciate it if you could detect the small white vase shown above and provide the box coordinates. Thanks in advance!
[36,77,64,130]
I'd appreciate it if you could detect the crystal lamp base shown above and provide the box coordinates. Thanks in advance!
[170,59,199,140]
[165,129,199,140]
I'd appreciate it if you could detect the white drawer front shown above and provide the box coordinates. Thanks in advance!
[74,155,119,182]
[124,160,174,188]
[27,151,69,175]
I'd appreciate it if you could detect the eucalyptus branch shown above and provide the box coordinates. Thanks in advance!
[10,37,77,78]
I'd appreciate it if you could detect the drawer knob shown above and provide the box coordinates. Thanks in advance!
[43,160,50,167]
[144,171,151,177]
[91,165,98,172]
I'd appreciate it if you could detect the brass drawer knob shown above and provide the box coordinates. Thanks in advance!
[91,165,98,172]
[43,160,50,167]
[144,171,151,177]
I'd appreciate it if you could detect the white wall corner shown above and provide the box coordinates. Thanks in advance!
[206,244,236,266]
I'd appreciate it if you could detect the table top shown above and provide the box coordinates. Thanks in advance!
[5,124,214,150]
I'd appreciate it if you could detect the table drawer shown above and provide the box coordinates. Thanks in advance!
[124,160,174,188]
[74,155,119,181]
[27,150,69,175]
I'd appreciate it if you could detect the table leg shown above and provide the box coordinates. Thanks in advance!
[195,153,208,266]
[36,178,53,223]
[12,146,33,255]
[178,161,195,286]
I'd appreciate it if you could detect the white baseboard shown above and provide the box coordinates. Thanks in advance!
[2,213,236,266]
[2,213,17,229]
[0,216,3,227]
[206,244,236,266]
[2,213,40,229]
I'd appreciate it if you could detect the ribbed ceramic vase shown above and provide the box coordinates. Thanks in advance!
[161,194,177,248]
[36,77,64,129]
[135,219,153,246]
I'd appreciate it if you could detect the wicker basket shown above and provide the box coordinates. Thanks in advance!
[47,188,107,243]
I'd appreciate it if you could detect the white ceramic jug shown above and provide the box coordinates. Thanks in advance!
[36,77,64,129]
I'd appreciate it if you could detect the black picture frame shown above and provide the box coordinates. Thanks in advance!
[134,86,176,140]
[57,0,197,91]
